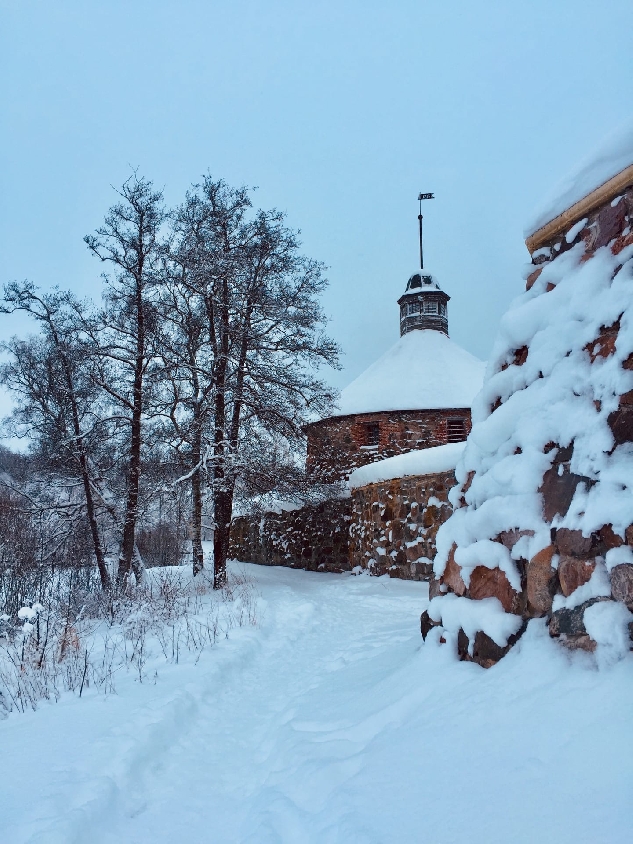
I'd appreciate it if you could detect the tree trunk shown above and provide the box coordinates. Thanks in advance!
[79,454,111,591]
[117,280,144,586]
[189,359,205,576]
[54,325,112,592]
[118,384,142,584]
[212,300,252,590]
[212,279,230,589]
[191,436,205,577]
[212,487,232,589]
[132,543,146,585]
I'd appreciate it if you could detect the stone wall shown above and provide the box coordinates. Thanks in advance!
[229,497,353,573]
[306,409,471,483]
[350,470,455,580]
[425,180,633,667]
[230,469,458,580]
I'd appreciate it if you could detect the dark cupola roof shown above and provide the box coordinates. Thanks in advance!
[397,271,450,336]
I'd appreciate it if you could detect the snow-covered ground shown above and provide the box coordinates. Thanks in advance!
[1,559,631,844]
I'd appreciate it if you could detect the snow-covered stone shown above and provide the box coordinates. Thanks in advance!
[428,127,633,664]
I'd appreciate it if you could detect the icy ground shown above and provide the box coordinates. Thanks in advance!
[2,562,631,844]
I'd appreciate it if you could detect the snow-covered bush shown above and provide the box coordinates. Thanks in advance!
[0,566,258,717]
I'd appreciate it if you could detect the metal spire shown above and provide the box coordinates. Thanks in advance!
[417,192,434,269]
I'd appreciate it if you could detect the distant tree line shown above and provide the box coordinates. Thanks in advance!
[0,174,339,591]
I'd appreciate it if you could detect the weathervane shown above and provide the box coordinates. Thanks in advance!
[418,192,434,270]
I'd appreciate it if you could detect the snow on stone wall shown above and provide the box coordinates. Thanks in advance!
[229,497,353,573]
[349,442,465,488]
[231,459,460,581]
[350,469,455,579]
[424,170,633,666]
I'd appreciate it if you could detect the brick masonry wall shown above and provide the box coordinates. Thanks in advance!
[350,470,456,580]
[306,409,471,483]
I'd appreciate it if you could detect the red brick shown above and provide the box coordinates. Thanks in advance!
[306,408,472,483]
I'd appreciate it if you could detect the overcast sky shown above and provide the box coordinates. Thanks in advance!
[2,0,632,415]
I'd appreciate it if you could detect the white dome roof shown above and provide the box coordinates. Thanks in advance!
[334,329,485,416]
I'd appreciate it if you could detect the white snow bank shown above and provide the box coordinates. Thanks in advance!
[1,562,632,844]
[605,545,633,572]
[334,329,485,416]
[584,600,633,663]
[525,117,633,236]
[348,441,465,488]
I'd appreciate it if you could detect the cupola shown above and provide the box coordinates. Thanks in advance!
[397,271,450,336]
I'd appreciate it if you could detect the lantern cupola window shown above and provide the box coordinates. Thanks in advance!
[397,270,450,336]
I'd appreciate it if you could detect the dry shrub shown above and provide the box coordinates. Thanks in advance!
[0,566,258,717]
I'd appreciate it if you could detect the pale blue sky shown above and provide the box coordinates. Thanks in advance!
[2,0,632,406]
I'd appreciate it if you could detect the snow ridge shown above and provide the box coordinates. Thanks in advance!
[348,441,466,488]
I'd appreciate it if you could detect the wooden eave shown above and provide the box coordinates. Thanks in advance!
[525,163,633,255]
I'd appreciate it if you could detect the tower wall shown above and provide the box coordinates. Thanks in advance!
[306,408,472,483]
[398,291,449,336]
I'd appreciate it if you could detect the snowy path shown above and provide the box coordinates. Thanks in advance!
[2,563,632,844]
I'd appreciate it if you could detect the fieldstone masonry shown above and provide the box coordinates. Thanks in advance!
[230,470,456,578]
[349,470,455,579]
[229,498,353,573]
[424,178,633,666]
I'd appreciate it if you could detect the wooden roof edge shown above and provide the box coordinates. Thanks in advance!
[525,162,633,255]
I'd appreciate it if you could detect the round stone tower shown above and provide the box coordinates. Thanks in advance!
[305,266,484,483]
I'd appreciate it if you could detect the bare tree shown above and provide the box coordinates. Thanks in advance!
[212,204,340,586]
[0,283,112,590]
[155,181,255,578]
[84,174,166,585]
[163,178,340,586]
[1,172,338,593]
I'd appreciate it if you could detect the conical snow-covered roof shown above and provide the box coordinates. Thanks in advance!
[334,329,485,417]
